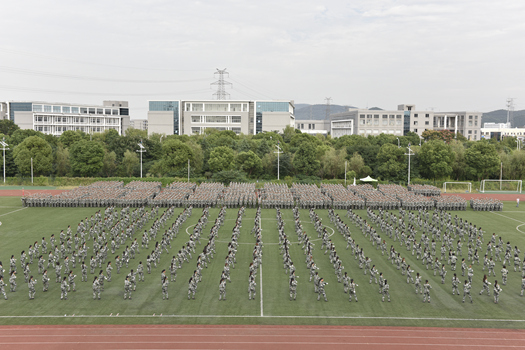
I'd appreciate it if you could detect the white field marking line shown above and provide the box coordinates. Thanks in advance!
[0,328,520,338]
[0,335,519,342]
[0,206,25,208]
[0,207,27,217]
[0,315,524,322]
[490,212,525,224]
[1,342,523,348]
[259,219,263,317]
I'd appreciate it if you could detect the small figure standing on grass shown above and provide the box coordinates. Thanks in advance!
[219,278,226,301]
[493,280,502,304]
[463,280,473,303]
[93,276,101,300]
[480,275,491,296]
[28,275,36,300]
[0,276,7,300]
[423,280,432,303]
[452,273,460,295]
[161,276,169,300]
[60,276,69,300]
[123,276,132,300]
[317,278,328,302]
[348,279,358,302]
[382,279,390,302]
[42,270,49,292]
[9,271,16,292]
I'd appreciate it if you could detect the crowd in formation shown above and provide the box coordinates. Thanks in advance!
[22,181,503,211]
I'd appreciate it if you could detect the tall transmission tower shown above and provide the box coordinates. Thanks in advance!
[211,68,232,100]
[506,98,515,127]
[325,97,332,119]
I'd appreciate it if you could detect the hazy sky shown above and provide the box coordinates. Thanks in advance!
[2,0,525,119]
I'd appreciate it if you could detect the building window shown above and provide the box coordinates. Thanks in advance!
[469,115,473,119]
[414,113,418,117]
[413,121,418,126]
[191,116,201,123]
[360,119,365,125]
[205,115,227,123]
[413,129,418,133]
[468,121,473,126]
[53,106,61,113]
[44,105,52,112]
[88,108,95,114]
[425,121,429,125]
[230,104,241,111]
[231,116,241,123]
[33,105,42,112]
[425,114,429,118]
[81,108,88,114]
[231,127,241,134]
[311,124,315,130]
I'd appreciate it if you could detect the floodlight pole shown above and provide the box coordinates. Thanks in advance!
[274,142,282,180]
[188,159,190,182]
[404,145,415,186]
[31,157,33,184]
[1,138,9,184]
[136,140,146,178]
[396,137,400,148]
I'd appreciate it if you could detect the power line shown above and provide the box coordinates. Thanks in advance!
[0,85,210,97]
[0,65,210,83]
[0,47,210,72]
[229,77,275,100]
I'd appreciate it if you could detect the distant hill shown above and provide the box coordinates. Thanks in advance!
[295,104,356,120]
[481,109,525,128]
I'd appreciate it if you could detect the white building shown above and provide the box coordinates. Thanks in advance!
[130,119,148,131]
[147,100,294,136]
[4,100,130,136]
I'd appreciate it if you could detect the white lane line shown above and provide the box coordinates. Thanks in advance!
[0,207,27,217]
[0,315,524,322]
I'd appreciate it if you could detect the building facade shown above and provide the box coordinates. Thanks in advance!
[129,119,148,131]
[481,123,525,140]
[147,100,294,136]
[299,104,482,140]
[4,100,130,136]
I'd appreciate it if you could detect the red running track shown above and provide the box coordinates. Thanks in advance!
[0,325,524,350]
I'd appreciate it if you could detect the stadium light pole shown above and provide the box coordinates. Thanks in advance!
[136,140,146,178]
[396,137,400,148]
[274,142,282,181]
[0,138,9,183]
[404,143,415,186]
[31,157,33,184]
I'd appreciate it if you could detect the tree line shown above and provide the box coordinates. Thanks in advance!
[0,119,522,184]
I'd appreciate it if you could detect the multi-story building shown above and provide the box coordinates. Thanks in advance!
[4,100,130,136]
[130,119,148,131]
[147,100,294,136]
[481,123,525,140]
[306,104,482,140]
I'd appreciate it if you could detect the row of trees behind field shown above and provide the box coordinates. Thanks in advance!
[0,119,522,184]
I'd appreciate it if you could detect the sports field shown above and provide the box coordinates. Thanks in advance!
[0,197,524,329]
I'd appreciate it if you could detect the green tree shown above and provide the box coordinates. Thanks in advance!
[160,139,194,175]
[348,152,372,178]
[12,136,53,175]
[293,142,320,176]
[58,130,87,148]
[101,150,117,177]
[465,141,500,180]
[449,140,467,180]
[0,120,20,136]
[187,141,204,175]
[319,148,346,179]
[208,146,235,173]
[55,144,70,176]
[236,151,262,177]
[418,140,455,182]
[376,143,405,180]
[69,140,105,177]
[122,150,139,177]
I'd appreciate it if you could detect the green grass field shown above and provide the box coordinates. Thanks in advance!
[0,197,524,329]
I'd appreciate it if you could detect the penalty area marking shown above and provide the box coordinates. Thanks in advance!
[489,212,525,233]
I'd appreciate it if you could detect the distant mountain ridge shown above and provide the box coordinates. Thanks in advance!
[294,103,525,127]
